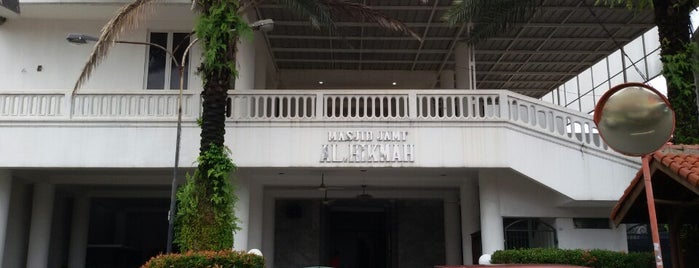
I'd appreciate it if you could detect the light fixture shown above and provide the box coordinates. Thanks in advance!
[250,19,274,32]
[66,33,98,44]
[392,82,397,86]
[318,81,324,85]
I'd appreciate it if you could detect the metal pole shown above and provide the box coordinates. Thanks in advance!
[166,39,199,253]
[642,155,664,268]
[166,64,185,253]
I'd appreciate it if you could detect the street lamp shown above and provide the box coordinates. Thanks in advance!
[68,32,194,254]
[66,18,274,254]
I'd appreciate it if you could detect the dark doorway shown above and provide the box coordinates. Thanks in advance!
[325,204,390,268]
[273,198,446,268]
[86,198,169,268]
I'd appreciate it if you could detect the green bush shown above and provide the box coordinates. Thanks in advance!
[491,248,653,268]
[141,250,264,268]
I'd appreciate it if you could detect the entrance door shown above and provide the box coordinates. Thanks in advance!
[86,198,169,268]
[325,202,390,268]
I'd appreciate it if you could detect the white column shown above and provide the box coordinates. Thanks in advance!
[68,196,90,268]
[0,171,12,266]
[235,35,256,90]
[262,191,276,268]
[247,182,263,250]
[440,70,455,89]
[26,183,55,268]
[460,177,480,264]
[233,176,250,250]
[455,42,476,90]
[254,34,268,90]
[478,172,504,256]
[443,199,461,265]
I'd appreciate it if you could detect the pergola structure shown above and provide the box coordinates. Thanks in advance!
[611,144,699,268]
[256,0,655,97]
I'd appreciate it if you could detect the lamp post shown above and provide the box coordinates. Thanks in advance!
[68,32,192,253]
[66,18,273,254]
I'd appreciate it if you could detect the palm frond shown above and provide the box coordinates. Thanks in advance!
[72,0,156,94]
[443,0,542,44]
[320,0,422,42]
[273,0,335,29]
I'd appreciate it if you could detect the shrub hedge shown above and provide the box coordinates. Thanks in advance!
[491,248,653,268]
[141,250,264,268]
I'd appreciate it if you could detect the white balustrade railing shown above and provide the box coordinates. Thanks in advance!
[0,89,609,151]
[416,93,501,119]
[72,93,195,119]
[0,91,197,120]
[506,95,606,149]
[230,93,316,120]
[323,93,409,119]
[0,92,65,117]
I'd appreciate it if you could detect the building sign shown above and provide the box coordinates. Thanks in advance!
[320,130,415,163]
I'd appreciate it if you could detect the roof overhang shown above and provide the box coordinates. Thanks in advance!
[257,0,655,96]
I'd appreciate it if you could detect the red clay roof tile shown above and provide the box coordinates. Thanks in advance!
[611,144,699,222]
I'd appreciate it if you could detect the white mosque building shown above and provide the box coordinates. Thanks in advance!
[0,0,664,267]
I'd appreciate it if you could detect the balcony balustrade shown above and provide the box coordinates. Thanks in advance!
[0,89,607,152]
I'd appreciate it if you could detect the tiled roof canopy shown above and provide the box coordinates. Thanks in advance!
[610,145,699,225]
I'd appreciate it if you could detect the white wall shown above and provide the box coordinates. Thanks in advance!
[487,170,628,251]
[0,9,202,91]
[0,19,144,90]
[228,124,637,201]
[0,120,639,201]
[556,218,627,251]
[0,124,201,168]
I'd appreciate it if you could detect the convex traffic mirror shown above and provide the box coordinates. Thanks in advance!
[593,82,675,156]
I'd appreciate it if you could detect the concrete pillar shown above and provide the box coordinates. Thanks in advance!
[460,177,480,264]
[247,182,263,250]
[68,196,90,268]
[0,171,12,266]
[254,34,268,90]
[444,198,462,264]
[478,172,504,256]
[233,176,250,250]
[235,35,256,90]
[440,70,455,89]
[455,42,476,90]
[262,191,276,268]
[26,183,55,268]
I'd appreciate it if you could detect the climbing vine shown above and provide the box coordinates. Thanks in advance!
[175,144,239,251]
[195,0,252,84]
[662,42,699,144]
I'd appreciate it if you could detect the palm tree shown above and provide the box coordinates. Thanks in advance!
[72,0,418,252]
[444,0,699,144]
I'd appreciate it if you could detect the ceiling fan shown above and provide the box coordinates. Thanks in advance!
[316,173,343,192]
[356,184,373,199]
[317,173,342,205]
[322,190,336,206]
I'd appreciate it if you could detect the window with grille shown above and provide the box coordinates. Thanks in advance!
[504,218,558,249]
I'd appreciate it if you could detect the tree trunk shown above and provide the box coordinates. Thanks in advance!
[654,0,699,144]
[200,80,228,156]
